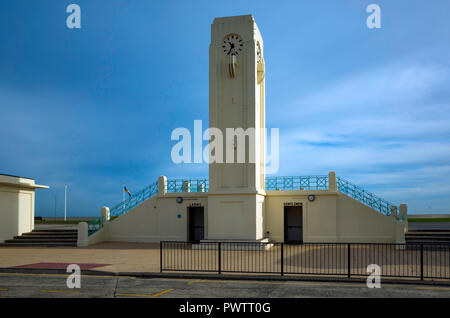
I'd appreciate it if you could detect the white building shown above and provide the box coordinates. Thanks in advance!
[78,15,407,247]
[0,174,49,243]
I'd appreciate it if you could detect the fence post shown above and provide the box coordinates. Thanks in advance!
[281,243,284,276]
[347,243,351,278]
[160,241,163,273]
[420,244,424,280]
[218,242,222,275]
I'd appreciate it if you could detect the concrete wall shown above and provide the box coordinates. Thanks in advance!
[207,193,265,240]
[106,193,208,243]
[336,193,398,243]
[90,189,403,244]
[264,190,401,243]
[85,170,404,245]
[264,190,338,242]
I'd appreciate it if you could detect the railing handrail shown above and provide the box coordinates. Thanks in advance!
[88,180,159,235]
[160,240,450,246]
[89,175,397,235]
[167,178,209,193]
[336,176,394,217]
[160,241,450,281]
[265,175,329,191]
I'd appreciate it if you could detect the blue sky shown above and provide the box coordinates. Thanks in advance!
[1,1,449,216]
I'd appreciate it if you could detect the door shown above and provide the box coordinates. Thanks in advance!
[284,206,303,242]
[188,207,204,242]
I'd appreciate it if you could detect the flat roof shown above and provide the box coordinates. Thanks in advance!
[0,174,49,189]
[0,173,34,180]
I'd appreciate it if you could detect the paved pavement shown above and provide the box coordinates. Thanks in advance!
[0,242,160,273]
[1,272,450,298]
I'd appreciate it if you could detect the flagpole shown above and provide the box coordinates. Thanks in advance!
[122,184,125,212]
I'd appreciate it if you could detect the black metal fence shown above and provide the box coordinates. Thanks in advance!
[160,241,450,280]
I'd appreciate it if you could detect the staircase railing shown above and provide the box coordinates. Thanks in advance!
[88,175,397,236]
[88,180,158,235]
[337,176,393,216]
[87,216,103,236]
[167,178,209,193]
[265,175,329,191]
[110,180,159,218]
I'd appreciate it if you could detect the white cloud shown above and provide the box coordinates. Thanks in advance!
[269,61,450,213]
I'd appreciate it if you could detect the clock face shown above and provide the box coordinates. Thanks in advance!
[256,42,262,63]
[222,34,243,56]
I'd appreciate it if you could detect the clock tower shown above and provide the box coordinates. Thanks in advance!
[207,15,267,241]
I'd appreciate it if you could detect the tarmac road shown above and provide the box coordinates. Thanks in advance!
[0,272,450,298]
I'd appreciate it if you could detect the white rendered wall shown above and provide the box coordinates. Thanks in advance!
[264,191,399,243]
[336,193,399,243]
[106,194,208,242]
[208,15,265,192]
[0,186,34,242]
[207,15,266,241]
[92,189,400,244]
[207,193,265,240]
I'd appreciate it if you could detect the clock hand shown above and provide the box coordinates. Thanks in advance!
[227,43,234,55]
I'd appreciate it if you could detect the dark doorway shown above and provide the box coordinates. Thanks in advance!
[188,207,204,242]
[284,206,303,243]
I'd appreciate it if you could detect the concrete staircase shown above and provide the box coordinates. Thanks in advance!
[405,230,450,244]
[1,229,77,247]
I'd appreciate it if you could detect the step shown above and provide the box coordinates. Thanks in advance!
[406,241,450,245]
[6,238,77,243]
[33,229,77,231]
[20,233,78,237]
[406,231,450,235]
[30,230,77,233]
[0,242,77,247]
[14,235,77,240]
[23,232,77,236]
[405,235,450,240]
[406,229,450,234]
[30,230,78,234]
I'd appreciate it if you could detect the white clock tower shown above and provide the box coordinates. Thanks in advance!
[207,15,267,241]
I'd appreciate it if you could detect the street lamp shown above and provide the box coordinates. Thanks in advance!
[54,194,58,218]
[64,184,67,221]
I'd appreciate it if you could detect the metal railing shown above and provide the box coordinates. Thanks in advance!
[89,175,396,235]
[265,175,329,191]
[87,216,103,235]
[110,181,159,218]
[161,241,450,280]
[167,178,209,193]
[337,176,393,216]
[88,180,159,236]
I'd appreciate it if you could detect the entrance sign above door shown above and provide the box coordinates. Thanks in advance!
[284,202,302,207]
